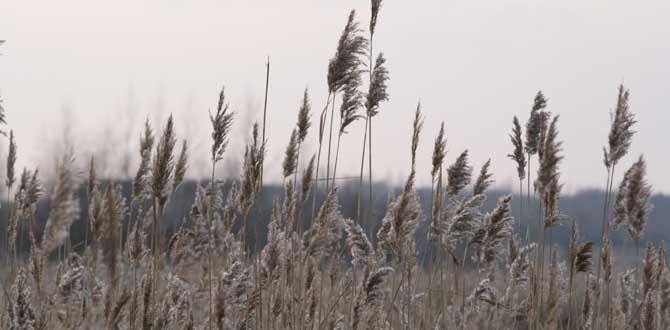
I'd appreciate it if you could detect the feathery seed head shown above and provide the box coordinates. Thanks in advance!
[297,88,312,142]
[508,116,526,180]
[151,114,176,206]
[605,84,635,168]
[42,155,79,256]
[370,0,382,36]
[282,129,299,178]
[473,159,493,196]
[173,139,188,192]
[625,155,652,241]
[6,129,16,188]
[327,10,368,94]
[447,150,472,197]
[525,91,547,155]
[365,53,389,118]
[344,218,374,266]
[537,115,563,194]
[431,122,447,179]
[210,86,235,163]
[132,119,154,200]
[339,79,364,134]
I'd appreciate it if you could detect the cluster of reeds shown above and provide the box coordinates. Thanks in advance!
[0,6,664,330]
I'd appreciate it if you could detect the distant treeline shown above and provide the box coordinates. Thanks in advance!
[2,179,667,257]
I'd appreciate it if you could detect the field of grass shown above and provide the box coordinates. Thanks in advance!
[0,2,664,330]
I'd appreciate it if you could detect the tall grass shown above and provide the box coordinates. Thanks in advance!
[0,6,665,330]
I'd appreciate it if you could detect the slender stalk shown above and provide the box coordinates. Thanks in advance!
[325,95,337,192]
[293,140,301,230]
[525,154,532,245]
[259,57,270,189]
[332,132,342,185]
[594,165,613,330]
[356,115,369,224]
[460,244,470,330]
[207,163,215,330]
[367,111,373,226]
[424,177,435,326]
[151,196,159,305]
[311,94,332,222]
[533,198,544,330]
[366,28,375,231]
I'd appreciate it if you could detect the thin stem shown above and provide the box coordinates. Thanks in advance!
[367,112,373,228]
[311,94,332,225]
[325,94,337,192]
[259,57,270,189]
[356,115,369,225]
[208,160,216,330]
[593,166,614,329]
[525,154,532,246]
[332,132,342,186]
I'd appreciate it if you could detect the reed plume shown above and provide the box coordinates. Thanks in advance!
[537,115,562,193]
[604,84,635,168]
[42,155,79,257]
[332,56,364,184]
[427,126,446,243]
[238,123,264,244]
[447,150,472,197]
[596,85,636,322]
[575,242,594,274]
[103,181,123,325]
[410,103,423,172]
[472,195,513,269]
[151,114,176,208]
[297,155,315,234]
[620,155,652,242]
[523,91,546,249]
[283,129,299,179]
[8,269,38,329]
[132,119,154,201]
[508,116,526,243]
[525,91,546,156]
[172,139,188,192]
[344,219,373,266]
[508,116,526,181]
[294,88,312,225]
[472,159,493,196]
[211,86,235,164]
[6,129,16,189]
[643,241,656,297]
[326,9,368,190]
[365,53,389,119]
[149,114,176,293]
[327,10,368,96]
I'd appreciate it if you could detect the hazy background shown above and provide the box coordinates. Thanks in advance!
[1,0,669,192]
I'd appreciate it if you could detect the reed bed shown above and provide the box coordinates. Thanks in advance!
[0,3,663,330]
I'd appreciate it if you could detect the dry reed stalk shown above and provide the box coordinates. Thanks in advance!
[325,9,368,192]
[508,116,526,241]
[259,57,270,191]
[595,84,635,329]
[207,85,234,330]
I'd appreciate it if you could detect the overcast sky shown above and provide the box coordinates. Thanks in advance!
[1,0,669,192]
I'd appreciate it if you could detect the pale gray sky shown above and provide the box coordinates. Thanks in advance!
[1,0,669,192]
